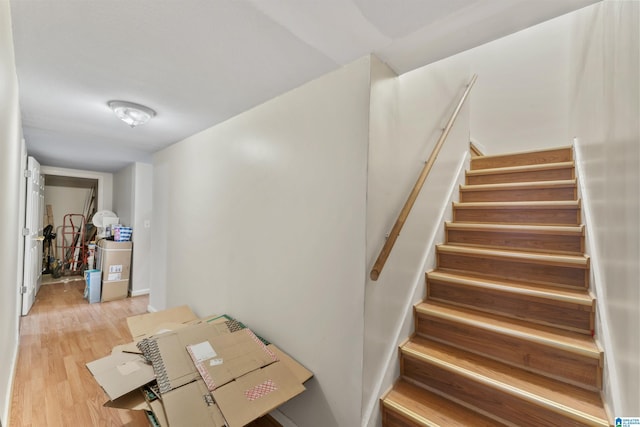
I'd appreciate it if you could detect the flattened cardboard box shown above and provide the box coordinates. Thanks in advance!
[213,362,305,427]
[137,322,229,393]
[162,379,226,427]
[86,351,156,400]
[127,305,198,340]
[185,329,278,391]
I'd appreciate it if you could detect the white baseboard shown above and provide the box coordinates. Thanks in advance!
[147,305,158,313]
[2,338,19,427]
[131,288,150,297]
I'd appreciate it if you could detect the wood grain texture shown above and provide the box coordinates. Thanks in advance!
[382,379,505,427]
[401,337,609,427]
[9,280,282,427]
[426,271,594,333]
[10,280,150,427]
[436,245,589,289]
[453,200,581,225]
[466,162,575,185]
[445,222,584,254]
[470,147,573,170]
[459,180,577,203]
[414,303,602,390]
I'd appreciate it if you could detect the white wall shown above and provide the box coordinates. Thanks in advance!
[569,0,640,417]
[131,163,153,296]
[362,55,472,427]
[44,186,92,249]
[39,165,113,214]
[0,1,23,424]
[465,14,571,154]
[113,164,134,227]
[113,162,153,296]
[151,57,371,426]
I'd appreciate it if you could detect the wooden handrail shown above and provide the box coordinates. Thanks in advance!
[370,74,478,281]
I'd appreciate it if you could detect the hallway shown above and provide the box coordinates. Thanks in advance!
[9,280,149,426]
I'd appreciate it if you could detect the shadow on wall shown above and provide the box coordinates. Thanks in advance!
[279,378,340,427]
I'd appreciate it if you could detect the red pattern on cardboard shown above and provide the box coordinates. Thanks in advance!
[244,379,277,401]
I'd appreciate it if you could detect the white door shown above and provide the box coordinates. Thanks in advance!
[22,156,44,315]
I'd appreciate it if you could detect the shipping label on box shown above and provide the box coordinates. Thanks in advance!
[186,329,278,392]
[137,323,230,394]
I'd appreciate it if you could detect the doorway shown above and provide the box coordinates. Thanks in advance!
[43,175,98,281]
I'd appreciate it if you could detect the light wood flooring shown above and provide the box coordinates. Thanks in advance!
[9,280,281,427]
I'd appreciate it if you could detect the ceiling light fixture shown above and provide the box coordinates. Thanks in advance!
[108,100,156,128]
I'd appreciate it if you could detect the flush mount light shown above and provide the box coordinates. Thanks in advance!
[108,100,156,128]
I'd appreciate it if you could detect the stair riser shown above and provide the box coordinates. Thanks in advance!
[459,187,576,203]
[401,354,595,427]
[381,406,423,427]
[414,315,602,390]
[453,207,581,225]
[466,167,575,185]
[471,148,573,170]
[437,253,588,288]
[427,279,594,334]
[446,229,583,254]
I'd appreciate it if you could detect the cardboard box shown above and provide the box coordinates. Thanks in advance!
[101,279,129,302]
[162,379,226,427]
[97,240,132,281]
[137,322,230,393]
[88,306,313,427]
[186,329,278,391]
[212,362,305,427]
[86,352,156,401]
[127,305,198,340]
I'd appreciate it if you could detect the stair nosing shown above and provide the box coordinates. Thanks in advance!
[402,343,608,426]
[436,244,589,268]
[382,397,439,427]
[460,179,577,192]
[427,270,593,306]
[445,222,584,236]
[466,161,574,176]
[415,302,601,359]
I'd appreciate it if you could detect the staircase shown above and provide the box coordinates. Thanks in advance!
[381,147,611,426]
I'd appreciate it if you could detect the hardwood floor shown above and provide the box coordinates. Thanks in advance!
[9,279,283,427]
[10,279,150,427]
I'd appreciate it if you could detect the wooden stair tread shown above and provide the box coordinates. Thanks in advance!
[415,301,601,359]
[437,244,589,268]
[427,270,593,306]
[402,336,609,425]
[460,179,576,192]
[470,147,573,170]
[445,222,584,236]
[453,200,580,209]
[466,161,574,176]
[383,379,504,427]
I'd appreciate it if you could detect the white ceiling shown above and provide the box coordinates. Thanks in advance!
[10,0,598,173]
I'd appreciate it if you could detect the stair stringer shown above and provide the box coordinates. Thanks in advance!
[574,140,619,420]
[362,151,469,427]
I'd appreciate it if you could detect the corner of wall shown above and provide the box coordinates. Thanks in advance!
[573,140,621,420]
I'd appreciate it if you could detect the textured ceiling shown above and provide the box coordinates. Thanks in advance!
[10,0,599,172]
